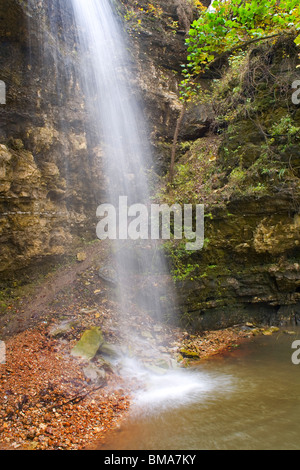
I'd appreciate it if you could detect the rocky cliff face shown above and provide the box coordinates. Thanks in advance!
[0,0,106,279]
[0,0,192,280]
[118,0,200,169]
[164,37,300,329]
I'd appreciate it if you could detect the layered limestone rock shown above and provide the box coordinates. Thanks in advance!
[166,37,300,329]
[174,195,300,330]
[0,0,106,278]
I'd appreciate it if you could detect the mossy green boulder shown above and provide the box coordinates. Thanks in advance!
[71,327,104,361]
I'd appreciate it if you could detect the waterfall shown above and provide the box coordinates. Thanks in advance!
[71,0,150,201]
[70,0,175,347]
[25,0,223,419]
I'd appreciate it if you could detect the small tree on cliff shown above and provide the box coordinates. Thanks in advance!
[168,0,300,185]
[180,0,300,100]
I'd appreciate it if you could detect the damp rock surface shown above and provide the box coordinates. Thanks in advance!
[71,327,104,361]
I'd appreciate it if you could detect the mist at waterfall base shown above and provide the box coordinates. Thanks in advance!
[66,0,231,416]
[99,330,300,450]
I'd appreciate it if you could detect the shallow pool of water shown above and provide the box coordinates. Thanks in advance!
[100,327,300,450]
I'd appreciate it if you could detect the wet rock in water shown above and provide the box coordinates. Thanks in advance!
[71,327,104,361]
[179,349,200,359]
[82,364,106,386]
[49,319,79,338]
[252,328,263,336]
[252,326,280,336]
[155,358,173,370]
[94,356,115,373]
[169,358,180,369]
[98,342,120,359]
[144,364,168,375]
[142,355,179,375]
[262,326,280,336]
[151,353,179,370]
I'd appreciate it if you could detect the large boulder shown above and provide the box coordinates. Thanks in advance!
[71,327,104,361]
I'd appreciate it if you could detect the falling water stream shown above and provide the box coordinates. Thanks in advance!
[70,0,174,330]
[69,0,196,392]
[68,0,219,417]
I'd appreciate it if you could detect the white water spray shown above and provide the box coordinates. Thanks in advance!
[71,0,174,327]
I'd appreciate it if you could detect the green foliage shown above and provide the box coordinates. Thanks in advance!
[270,114,300,138]
[181,0,300,99]
[122,0,179,35]
[229,167,247,185]
[157,137,223,205]
[163,240,200,281]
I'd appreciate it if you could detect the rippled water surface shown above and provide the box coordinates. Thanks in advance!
[100,328,300,450]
